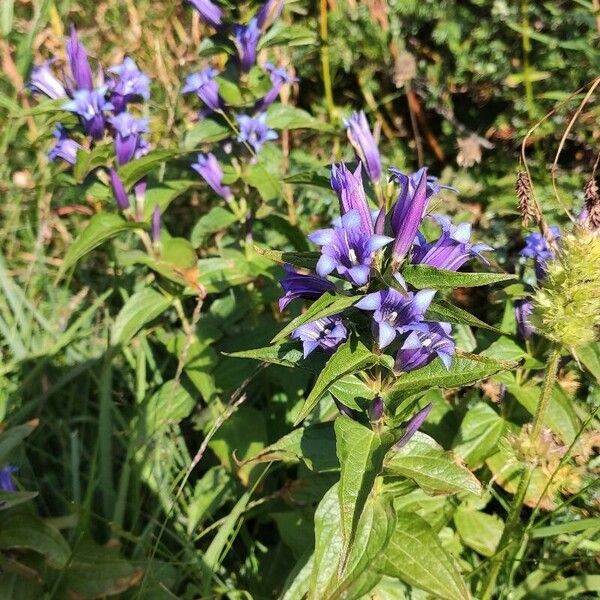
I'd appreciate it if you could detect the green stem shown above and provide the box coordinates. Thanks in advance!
[319,0,335,121]
[521,0,535,121]
[480,343,561,599]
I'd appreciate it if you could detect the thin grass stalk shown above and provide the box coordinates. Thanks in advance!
[319,0,335,121]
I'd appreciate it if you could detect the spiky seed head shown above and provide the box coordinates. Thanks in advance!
[516,171,534,227]
[584,176,600,230]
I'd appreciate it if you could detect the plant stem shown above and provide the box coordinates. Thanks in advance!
[480,343,561,599]
[319,0,335,121]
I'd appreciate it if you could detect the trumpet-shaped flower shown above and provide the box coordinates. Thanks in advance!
[291,315,347,358]
[309,210,393,287]
[344,111,382,183]
[355,287,435,349]
[395,322,455,372]
[330,163,374,235]
[256,0,284,29]
[187,0,223,28]
[236,113,278,153]
[412,215,492,271]
[0,466,17,492]
[28,62,67,99]
[151,205,161,243]
[63,88,113,140]
[182,68,221,112]
[109,112,149,165]
[66,25,94,91]
[48,125,81,164]
[109,168,129,210]
[255,63,297,111]
[395,404,433,449]
[108,57,150,113]
[233,19,261,72]
[521,226,560,279]
[515,298,534,339]
[191,153,233,200]
[278,265,336,311]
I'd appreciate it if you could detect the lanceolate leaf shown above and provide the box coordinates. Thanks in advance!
[384,432,482,496]
[226,342,308,369]
[385,352,519,411]
[254,245,321,270]
[58,213,140,278]
[0,420,38,462]
[73,142,113,182]
[335,417,395,566]
[383,512,471,600]
[454,509,503,557]
[402,264,514,289]
[111,288,173,346]
[294,339,379,425]
[427,299,502,333]
[272,292,362,344]
[118,149,180,188]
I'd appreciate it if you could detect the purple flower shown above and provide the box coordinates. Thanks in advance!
[181,68,221,112]
[330,163,374,235]
[107,57,150,113]
[309,210,392,287]
[256,0,284,29]
[28,61,67,99]
[233,19,261,72]
[151,205,161,243]
[291,315,347,358]
[395,403,433,449]
[63,88,113,140]
[412,215,492,271]
[109,112,149,166]
[66,25,94,91]
[278,264,336,312]
[369,396,384,421]
[395,322,455,372]
[520,226,560,279]
[109,168,130,210]
[187,0,223,28]
[255,63,297,111]
[191,153,232,200]
[236,113,278,153]
[355,287,435,349]
[48,125,81,164]
[344,111,382,183]
[0,466,17,492]
[515,298,535,339]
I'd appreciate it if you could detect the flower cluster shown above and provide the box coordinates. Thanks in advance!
[184,0,295,196]
[28,26,153,221]
[279,160,492,371]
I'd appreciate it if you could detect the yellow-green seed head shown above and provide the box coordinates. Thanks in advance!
[532,230,600,349]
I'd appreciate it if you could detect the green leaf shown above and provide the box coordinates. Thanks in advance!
[517,575,600,599]
[111,288,173,346]
[260,22,317,48]
[118,149,180,188]
[577,342,600,382]
[0,420,38,463]
[191,206,239,247]
[530,517,600,539]
[335,417,395,564]
[452,403,507,469]
[243,161,282,202]
[266,104,331,131]
[0,512,71,569]
[253,245,321,270]
[294,339,379,425]
[0,491,38,511]
[273,292,362,343]
[58,213,139,278]
[454,509,503,557]
[427,299,502,333]
[330,374,377,411]
[383,512,471,600]
[283,169,331,188]
[243,423,338,472]
[73,143,113,183]
[142,180,196,221]
[385,432,482,496]
[402,264,514,289]
[385,352,519,411]
[226,342,307,369]
[144,380,195,432]
[184,118,231,149]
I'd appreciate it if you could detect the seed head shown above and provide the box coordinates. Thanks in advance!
[516,171,534,227]
[584,176,600,230]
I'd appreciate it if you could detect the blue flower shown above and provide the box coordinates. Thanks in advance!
[412,215,492,271]
[278,264,336,312]
[191,153,232,200]
[233,19,261,72]
[28,61,67,99]
[395,404,433,449]
[354,287,435,349]
[48,125,81,165]
[521,226,560,279]
[291,315,347,358]
[109,112,149,166]
[63,87,113,140]
[151,205,161,243]
[187,0,223,28]
[66,25,94,91]
[308,210,393,287]
[255,0,284,30]
[514,298,535,339]
[255,63,297,111]
[109,168,130,210]
[108,57,150,113]
[395,322,455,372]
[330,163,374,235]
[236,113,278,153]
[344,111,382,184]
[181,68,221,112]
[0,466,17,492]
